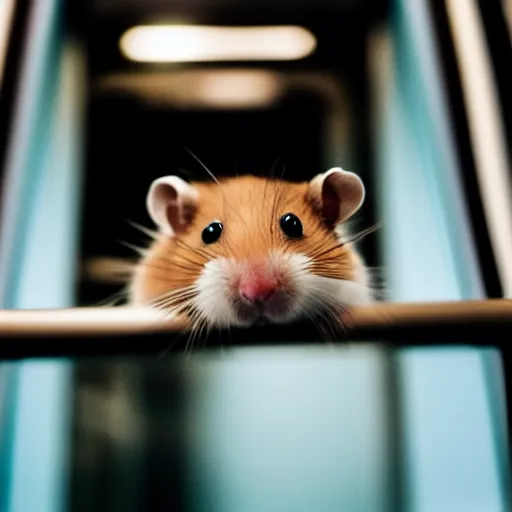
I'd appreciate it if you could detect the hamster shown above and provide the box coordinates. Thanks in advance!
[129,168,374,330]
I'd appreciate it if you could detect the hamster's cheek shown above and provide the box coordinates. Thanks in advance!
[333,279,374,307]
[290,271,373,318]
[129,264,171,307]
[265,251,314,322]
[193,257,243,327]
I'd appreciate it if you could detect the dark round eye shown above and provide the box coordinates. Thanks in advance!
[202,221,223,244]
[280,213,303,239]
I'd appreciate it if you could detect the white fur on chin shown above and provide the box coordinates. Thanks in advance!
[192,250,373,328]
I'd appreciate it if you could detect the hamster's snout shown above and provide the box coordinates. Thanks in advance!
[231,259,293,323]
[239,272,279,306]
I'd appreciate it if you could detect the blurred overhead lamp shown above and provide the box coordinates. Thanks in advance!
[96,69,283,109]
[119,25,317,62]
[194,70,280,107]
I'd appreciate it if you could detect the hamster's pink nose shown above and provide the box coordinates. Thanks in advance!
[239,276,278,305]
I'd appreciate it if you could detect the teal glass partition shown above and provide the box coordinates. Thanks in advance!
[377,0,508,510]
[0,0,85,510]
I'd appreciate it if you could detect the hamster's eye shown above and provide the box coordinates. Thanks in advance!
[202,221,223,244]
[280,213,303,239]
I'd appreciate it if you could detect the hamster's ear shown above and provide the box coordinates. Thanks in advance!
[307,167,365,226]
[146,176,199,236]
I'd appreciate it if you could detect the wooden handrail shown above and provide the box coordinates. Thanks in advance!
[0,306,182,337]
[0,299,511,359]
[0,299,511,336]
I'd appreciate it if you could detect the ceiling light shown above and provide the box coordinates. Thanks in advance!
[194,70,280,107]
[96,69,284,109]
[119,25,317,63]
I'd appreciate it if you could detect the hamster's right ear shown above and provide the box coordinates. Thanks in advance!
[307,167,365,227]
[146,176,199,236]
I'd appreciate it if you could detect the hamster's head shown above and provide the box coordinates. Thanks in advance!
[130,169,372,329]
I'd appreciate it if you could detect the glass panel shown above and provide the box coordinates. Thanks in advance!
[374,1,508,510]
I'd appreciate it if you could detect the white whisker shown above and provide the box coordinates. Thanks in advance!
[338,222,383,245]
[95,287,130,307]
[117,239,147,257]
[184,146,220,184]
[126,220,160,240]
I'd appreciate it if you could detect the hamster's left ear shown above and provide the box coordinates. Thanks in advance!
[307,167,365,227]
[146,176,199,236]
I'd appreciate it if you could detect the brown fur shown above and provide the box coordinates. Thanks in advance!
[131,175,359,306]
